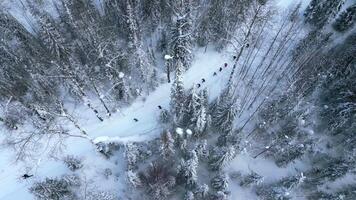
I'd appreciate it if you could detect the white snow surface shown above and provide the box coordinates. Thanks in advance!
[0,48,233,199]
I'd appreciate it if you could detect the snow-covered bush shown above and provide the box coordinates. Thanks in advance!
[29,174,81,200]
[85,190,118,200]
[63,155,83,171]
[95,141,122,158]
[103,168,113,179]
[240,172,263,187]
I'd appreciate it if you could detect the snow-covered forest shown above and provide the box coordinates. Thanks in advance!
[0,0,355,199]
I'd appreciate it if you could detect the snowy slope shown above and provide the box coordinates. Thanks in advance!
[0,48,234,200]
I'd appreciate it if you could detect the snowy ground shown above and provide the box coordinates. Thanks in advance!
[0,48,233,199]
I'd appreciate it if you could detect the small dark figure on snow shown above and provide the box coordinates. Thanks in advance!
[202,78,206,83]
[219,67,223,72]
[224,63,228,67]
[246,43,250,48]
[158,105,162,110]
[213,72,217,76]
[233,56,237,60]
[133,118,139,122]
[197,83,201,88]
[22,174,33,179]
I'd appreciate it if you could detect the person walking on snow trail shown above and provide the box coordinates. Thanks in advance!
[22,174,33,179]
[202,78,206,83]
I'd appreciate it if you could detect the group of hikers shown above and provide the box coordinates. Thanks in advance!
[21,58,233,180]
[135,61,230,122]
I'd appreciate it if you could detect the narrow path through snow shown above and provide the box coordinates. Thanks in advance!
[89,48,233,143]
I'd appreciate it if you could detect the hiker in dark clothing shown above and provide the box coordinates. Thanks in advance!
[246,43,250,48]
[22,174,33,179]
[197,83,201,88]
[133,118,139,122]
[233,56,237,60]
[158,105,162,110]
[224,63,228,67]
[213,72,217,76]
[219,67,223,72]
[202,78,206,83]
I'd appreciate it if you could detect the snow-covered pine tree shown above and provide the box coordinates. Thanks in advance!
[160,130,175,159]
[139,162,176,200]
[194,105,208,137]
[209,146,236,171]
[304,0,345,28]
[212,94,239,134]
[177,150,199,189]
[171,0,193,70]
[212,191,228,200]
[196,0,252,49]
[159,108,171,124]
[210,173,229,199]
[125,0,154,87]
[125,143,140,170]
[193,89,211,137]
[29,175,81,200]
[211,173,228,192]
[127,170,142,187]
[112,77,134,104]
[37,14,69,61]
[333,4,356,32]
[184,190,195,200]
[181,86,200,127]
[142,0,161,33]
[196,184,209,199]
[170,59,185,124]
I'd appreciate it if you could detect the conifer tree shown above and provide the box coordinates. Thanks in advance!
[333,4,356,32]
[212,96,239,134]
[170,60,185,124]
[184,191,194,200]
[209,146,236,171]
[125,143,140,170]
[125,0,154,86]
[171,0,193,70]
[181,86,200,126]
[160,130,175,159]
[177,150,199,189]
[304,0,345,28]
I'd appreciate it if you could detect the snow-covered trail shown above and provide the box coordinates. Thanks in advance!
[89,48,233,143]
[0,48,233,199]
